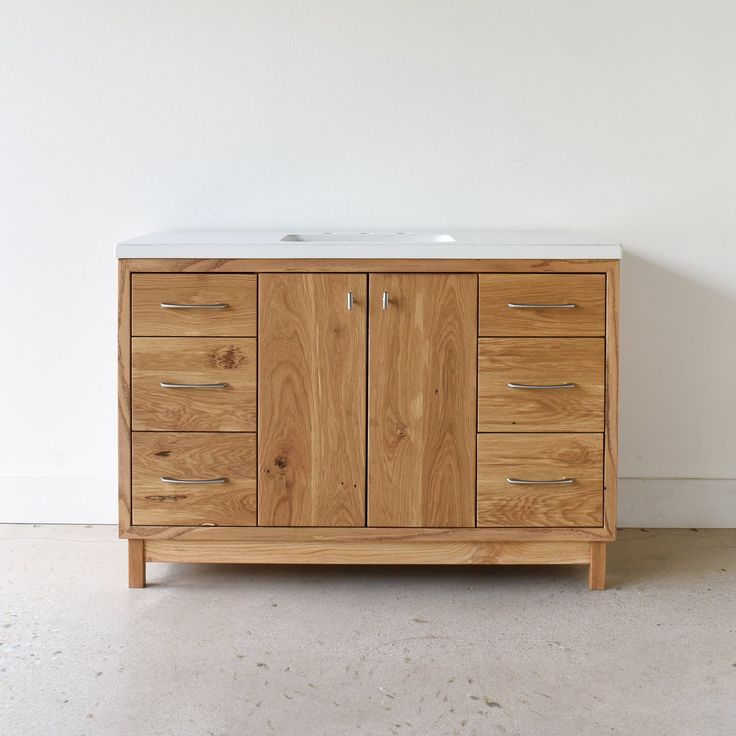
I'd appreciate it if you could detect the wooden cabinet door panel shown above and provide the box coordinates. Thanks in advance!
[368,274,477,527]
[258,274,367,527]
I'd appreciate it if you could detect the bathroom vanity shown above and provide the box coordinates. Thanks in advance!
[117,232,620,589]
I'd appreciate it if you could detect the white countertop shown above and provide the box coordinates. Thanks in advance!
[116,231,621,260]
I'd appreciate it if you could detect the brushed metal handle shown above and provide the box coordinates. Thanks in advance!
[507,382,576,390]
[382,291,389,310]
[347,291,354,310]
[160,382,228,389]
[506,477,574,485]
[160,303,229,309]
[507,303,576,309]
[160,476,228,485]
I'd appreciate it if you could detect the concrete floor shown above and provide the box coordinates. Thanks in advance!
[1,527,734,736]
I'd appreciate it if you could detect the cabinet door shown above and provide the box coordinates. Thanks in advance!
[258,274,367,526]
[368,274,477,527]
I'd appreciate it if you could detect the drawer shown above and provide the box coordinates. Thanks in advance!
[132,432,256,526]
[479,274,605,336]
[132,274,257,336]
[132,338,256,431]
[477,434,603,527]
[478,338,604,431]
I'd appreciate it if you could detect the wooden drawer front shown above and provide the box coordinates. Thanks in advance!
[132,274,256,336]
[132,433,256,526]
[477,434,603,527]
[479,274,605,336]
[132,338,256,431]
[478,338,604,431]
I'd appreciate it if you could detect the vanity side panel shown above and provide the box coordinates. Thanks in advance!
[118,260,132,535]
[604,260,619,538]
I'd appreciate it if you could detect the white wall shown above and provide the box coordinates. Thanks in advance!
[1,0,735,525]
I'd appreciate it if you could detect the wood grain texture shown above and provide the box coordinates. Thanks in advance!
[132,274,256,336]
[123,524,613,542]
[479,274,605,336]
[145,540,591,565]
[128,539,145,588]
[589,542,607,590]
[118,261,132,535]
[478,337,605,432]
[477,434,603,527]
[368,274,477,527]
[604,263,619,538]
[132,337,256,431]
[118,259,619,584]
[132,433,256,526]
[123,258,617,274]
[258,274,367,526]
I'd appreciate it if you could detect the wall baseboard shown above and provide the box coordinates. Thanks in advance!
[617,477,736,528]
[1,475,735,527]
[0,475,117,524]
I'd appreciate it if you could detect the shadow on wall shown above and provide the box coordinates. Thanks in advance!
[618,250,736,524]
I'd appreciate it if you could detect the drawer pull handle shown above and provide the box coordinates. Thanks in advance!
[382,291,390,310]
[506,477,574,485]
[347,291,354,310]
[507,382,576,390]
[160,381,228,389]
[160,303,229,309]
[507,303,576,309]
[160,476,228,485]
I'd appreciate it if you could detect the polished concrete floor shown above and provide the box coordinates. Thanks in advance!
[1,526,734,735]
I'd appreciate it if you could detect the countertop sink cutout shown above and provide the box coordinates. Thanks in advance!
[280,232,456,243]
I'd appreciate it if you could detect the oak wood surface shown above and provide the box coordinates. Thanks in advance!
[132,433,256,526]
[124,524,613,541]
[145,540,591,565]
[258,274,367,526]
[132,337,256,431]
[477,434,603,527]
[368,274,477,527]
[589,542,607,590]
[132,274,256,336]
[478,337,605,432]
[118,258,620,583]
[604,263,619,538]
[128,540,145,588]
[123,258,616,274]
[479,274,605,336]
[118,262,132,535]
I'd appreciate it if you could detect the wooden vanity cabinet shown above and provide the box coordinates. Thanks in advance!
[119,259,618,590]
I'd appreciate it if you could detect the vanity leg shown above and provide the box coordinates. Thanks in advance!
[128,539,146,588]
[588,542,606,590]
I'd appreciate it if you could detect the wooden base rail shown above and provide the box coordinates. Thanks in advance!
[128,539,607,590]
